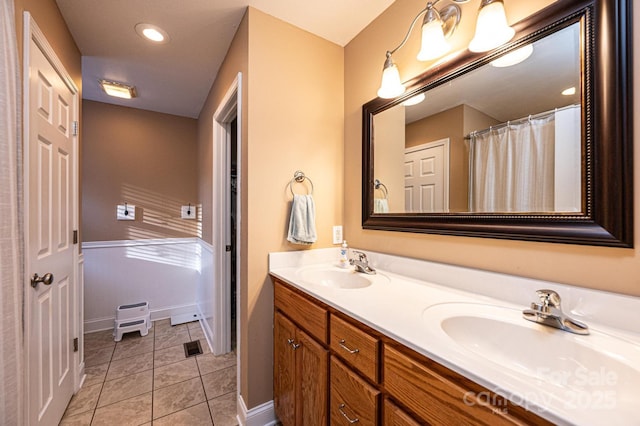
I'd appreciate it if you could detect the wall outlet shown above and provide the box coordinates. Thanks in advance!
[181,205,196,219]
[332,225,343,244]
[116,204,135,220]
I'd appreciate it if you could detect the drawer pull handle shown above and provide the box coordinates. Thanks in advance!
[338,339,359,354]
[338,403,359,424]
[287,338,300,350]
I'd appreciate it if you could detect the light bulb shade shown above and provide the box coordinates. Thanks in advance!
[469,0,515,53]
[377,59,405,98]
[417,18,451,61]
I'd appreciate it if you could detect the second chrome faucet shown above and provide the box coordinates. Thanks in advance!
[523,289,589,335]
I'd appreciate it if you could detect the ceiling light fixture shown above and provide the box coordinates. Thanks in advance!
[135,23,170,44]
[377,0,466,99]
[490,44,533,67]
[469,0,515,52]
[562,87,576,96]
[99,79,137,99]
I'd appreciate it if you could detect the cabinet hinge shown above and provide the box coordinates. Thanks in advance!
[73,337,79,352]
[73,230,78,244]
[72,121,79,136]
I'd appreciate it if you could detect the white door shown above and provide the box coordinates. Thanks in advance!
[404,139,450,213]
[25,17,78,426]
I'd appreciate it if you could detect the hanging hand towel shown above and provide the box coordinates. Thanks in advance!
[287,194,317,245]
[374,198,389,213]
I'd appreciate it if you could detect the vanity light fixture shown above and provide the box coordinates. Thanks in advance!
[490,44,533,67]
[377,0,467,99]
[99,79,137,99]
[468,0,515,52]
[377,0,516,99]
[135,23,170,44]
[562,87,577,96]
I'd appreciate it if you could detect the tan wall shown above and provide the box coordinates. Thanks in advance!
[245,7,344,408]
[345,0,640,298]
[197,7,344,409]
[198,11,249,247]
[82,101,199,241]
[197,7,249,402]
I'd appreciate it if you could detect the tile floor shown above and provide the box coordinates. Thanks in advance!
[59,319,238,425]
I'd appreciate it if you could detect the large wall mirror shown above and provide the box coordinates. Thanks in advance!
[362,0,633,247]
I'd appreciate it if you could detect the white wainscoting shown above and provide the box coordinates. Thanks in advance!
[237,396,277,426]
[197,240,215,351]
[82,238,201,332]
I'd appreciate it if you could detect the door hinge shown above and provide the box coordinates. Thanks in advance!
[73,230,78,244]
[73,337,79,352]
[72,121,79,136]
[225,245,232,252]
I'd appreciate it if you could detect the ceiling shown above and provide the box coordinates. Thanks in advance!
[56,0,395,118]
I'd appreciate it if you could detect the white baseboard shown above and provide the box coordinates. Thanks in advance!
[237,395,277,426]
[84,303,198,333]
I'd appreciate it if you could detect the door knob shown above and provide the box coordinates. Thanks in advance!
[31,272,54,288]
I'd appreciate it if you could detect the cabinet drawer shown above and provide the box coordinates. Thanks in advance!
[383,398,421,426]
[274,280,327,343]
[384,345,525,426]
[330,314,379,382]
[330,356,379,426]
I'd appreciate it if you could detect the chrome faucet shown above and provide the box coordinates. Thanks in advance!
[349,250,376,275]
[523,289,589,335]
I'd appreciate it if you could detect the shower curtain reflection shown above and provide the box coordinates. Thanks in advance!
[469,114,556,212]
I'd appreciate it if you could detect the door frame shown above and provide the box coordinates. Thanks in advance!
[22,12,82,423]
[212,73,242,356]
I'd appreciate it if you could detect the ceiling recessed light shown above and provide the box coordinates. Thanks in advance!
[135,23,170,44]
[99,79,137,99]
[562,87,577,96]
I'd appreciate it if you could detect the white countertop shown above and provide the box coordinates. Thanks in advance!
[269,248,640,426]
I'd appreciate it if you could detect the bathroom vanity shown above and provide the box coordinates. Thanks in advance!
[269,249,640,426]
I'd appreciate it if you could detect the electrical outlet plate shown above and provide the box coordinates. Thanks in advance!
[117,204,135,220]
[332,225,343,244]
[181,205,196,219]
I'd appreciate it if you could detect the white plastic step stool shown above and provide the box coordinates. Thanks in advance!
[113,301,152,342]
[116,301,151,322]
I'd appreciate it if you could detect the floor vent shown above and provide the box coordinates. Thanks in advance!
[183,340,203,357]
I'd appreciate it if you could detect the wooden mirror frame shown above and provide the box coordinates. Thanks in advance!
[362,0,633,247]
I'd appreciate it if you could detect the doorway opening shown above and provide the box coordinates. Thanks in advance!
[212,72,241,358]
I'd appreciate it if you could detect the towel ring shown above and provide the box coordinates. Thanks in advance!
[374,179,388,199]
[289,170,314,196]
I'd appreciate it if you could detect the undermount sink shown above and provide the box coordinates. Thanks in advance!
[422,302,640,414]
[296,265,380,289]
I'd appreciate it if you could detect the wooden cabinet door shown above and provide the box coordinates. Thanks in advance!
[274,312,297,426]
[297,328,328,425]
